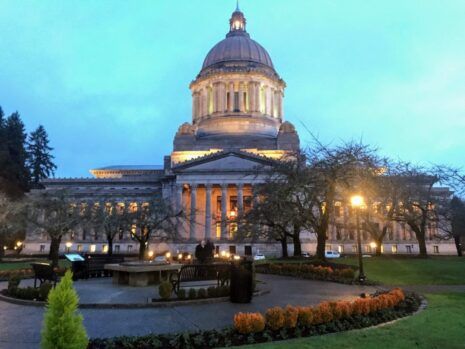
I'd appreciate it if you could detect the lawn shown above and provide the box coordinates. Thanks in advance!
[234,293,465,349]
[0,259,70,271]
[333,256,465,285]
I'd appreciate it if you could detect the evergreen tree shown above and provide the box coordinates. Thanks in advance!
[41,270,88,349]
[1,112,30,196]
[27,125,56,185]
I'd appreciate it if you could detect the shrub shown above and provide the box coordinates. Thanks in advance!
[284,305,299,328]
[14,286,40,300]
[352,298,371,316]
[39,282,53,301]
[188,288,197,300]
[335,301,352,318]
[234,312,265,334]
[339,268,355,279]
[265,307,285,331]
[41,270,88,349]
[197,288,207,299]
[297,306,314,327]
[315,301,333,323]
[218,285,230,297]
[207,287,217,298]
[158,281,172,300]
[7,275,21,292]
[177,289,186,300]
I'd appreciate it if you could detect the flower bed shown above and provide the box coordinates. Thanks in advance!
[88,289,421,349]
[256,262,357,283]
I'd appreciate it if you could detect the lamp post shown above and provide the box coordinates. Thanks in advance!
[65,242,73,253]
[351,195,366,283]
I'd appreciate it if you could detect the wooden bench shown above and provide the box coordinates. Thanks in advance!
[85,255,125,278]
[31,262,59,288]
[169,263,230,294]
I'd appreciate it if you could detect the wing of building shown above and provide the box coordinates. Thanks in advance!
[25,5,455,256]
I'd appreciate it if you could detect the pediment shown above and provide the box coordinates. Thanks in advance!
[173,151,274,173]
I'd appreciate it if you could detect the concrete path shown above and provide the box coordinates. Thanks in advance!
[0,274,376,349]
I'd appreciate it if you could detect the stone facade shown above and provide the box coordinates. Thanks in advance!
[23,6,456,256]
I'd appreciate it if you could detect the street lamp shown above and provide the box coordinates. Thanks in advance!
[351,195,366,283]
[65,241,73,253]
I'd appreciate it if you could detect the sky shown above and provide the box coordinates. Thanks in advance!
[0,0,464,178]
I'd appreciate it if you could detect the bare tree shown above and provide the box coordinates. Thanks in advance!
[436,196,465,256]
[88,201,130,256]
[28,190,79,266]
[0,194,26,261]
[127,197,184,260]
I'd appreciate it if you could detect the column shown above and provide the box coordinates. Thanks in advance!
[248,83,255,112]
[221,184,228,239]
[176,184,183,213]
[190,184,197,240]
[228,82,234,112]
[205,184,212,239]
[278,90,283,118]
[238,82,244,112]
[237,183,244,217]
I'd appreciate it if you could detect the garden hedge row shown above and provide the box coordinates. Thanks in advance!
[88,289,421,349]
[256,262,356,283]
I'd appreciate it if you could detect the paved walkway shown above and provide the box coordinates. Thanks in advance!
[0,274,376,349]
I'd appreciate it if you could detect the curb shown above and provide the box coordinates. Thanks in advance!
[0,288,271,309]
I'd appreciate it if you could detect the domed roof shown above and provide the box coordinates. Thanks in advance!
[197,6,279,80]
[202,34,274,70]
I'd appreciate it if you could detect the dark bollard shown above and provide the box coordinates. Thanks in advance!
[230,259,254,303]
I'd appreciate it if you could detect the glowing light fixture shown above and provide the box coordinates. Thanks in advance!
[65,242,73,248]
[351,195,365,208]
[148,251,154,258]
[370,242,377,249]
[165,252,171,259]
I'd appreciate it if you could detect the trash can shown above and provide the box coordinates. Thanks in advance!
[230,260,254,303]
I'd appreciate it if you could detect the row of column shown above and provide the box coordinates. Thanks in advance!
[176,183,247,241]
[192,82,283,120]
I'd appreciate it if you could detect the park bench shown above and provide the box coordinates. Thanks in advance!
[84,254,125,278]
[169,263,230,294]
[31,262,59,288]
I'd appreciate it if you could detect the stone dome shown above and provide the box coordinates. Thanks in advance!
[202,34,274,70]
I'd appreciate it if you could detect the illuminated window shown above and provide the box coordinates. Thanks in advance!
[90,244,96,253]
[77,245,83,252]
[338,245,344,253]
[365,245,371,253]
[216,223,221,238]
[102,245,108,253]
[352,245,357,253]
[259,87,266,113]
[392,245,398,254]
[230,223,238,238]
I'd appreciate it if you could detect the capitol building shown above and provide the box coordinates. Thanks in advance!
[24,5,455,256]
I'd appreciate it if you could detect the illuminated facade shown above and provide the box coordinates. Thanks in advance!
[24,5,455,256]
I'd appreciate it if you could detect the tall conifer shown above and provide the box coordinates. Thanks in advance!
[27,125,56,185]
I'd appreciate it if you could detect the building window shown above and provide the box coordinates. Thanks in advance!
[230,223,238,238]
[77,245,83,252]
[114,245,120,253]
[244,245,252,256]
[216,222,221,238]
[325,244,332,251]
[365,245,371,253]
[352,245,357,253]
[392,245,398,254]
[433,245,439,254]
[127,245,133,253]
[338,245,344,253]
[243,92,247,111]
[90,244,96,253]
[229,245,237,254]
[406,245,412,254]
[102,245,108,253]
[40,244,45,253]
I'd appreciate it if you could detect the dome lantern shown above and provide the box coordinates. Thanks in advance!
[229,2,246,34]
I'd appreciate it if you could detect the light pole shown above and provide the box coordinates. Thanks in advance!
[351,195,366,283]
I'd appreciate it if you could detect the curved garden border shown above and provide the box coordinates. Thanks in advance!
[0,287,271,309]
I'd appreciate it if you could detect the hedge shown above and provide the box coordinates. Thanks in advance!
[88,289,421,349]
[256,262,356,283]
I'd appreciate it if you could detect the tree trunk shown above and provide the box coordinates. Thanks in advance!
[292,232,302,257]
[279,239,288,258]
[138,241,146,260]
[375,238,383,256]
[107,237,113,256]
[454,235,463,257]
[316,231,326,261]
[416,233,428,258]
[48,236,62,267]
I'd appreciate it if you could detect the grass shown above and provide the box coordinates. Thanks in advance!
[0,259,71,271]
[233,293,465,349]
[333,256,465,285]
